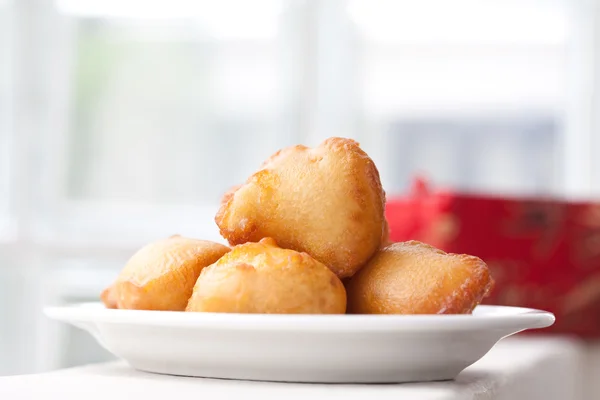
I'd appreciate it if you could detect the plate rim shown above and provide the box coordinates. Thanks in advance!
[44,302,556,332]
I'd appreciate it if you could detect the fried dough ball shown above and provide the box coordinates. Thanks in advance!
[345,241,493,314]
[215,137,386,278]
[186,238,346,314]
[102,235,230,311]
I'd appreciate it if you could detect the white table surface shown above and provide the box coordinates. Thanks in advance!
[0,336,584,400]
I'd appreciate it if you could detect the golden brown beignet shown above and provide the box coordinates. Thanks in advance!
[345,241,493,314]
[102,235,230,311]
[186,238,346,314]
[215,137,386,278]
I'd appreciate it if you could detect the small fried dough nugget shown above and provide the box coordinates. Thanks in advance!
[186,238,346,314]
[103,235,230,311]
[345,241,493,314]
[215,137,386,278]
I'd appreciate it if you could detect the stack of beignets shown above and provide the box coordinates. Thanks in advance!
[101,137,493,314]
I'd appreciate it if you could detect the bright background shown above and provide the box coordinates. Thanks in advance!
[1,0,600,375]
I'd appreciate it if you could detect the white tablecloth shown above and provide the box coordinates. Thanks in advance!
[0,336,583,400]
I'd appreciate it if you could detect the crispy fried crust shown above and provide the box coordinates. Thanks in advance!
[186,238,347,314]
[215,137,386,278]
[102,236,230,311]
[345,240,494,314]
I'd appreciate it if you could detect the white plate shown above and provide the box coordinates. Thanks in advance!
[44,303,555,383]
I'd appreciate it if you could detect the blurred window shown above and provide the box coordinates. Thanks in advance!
[60,0,295,206]
[347,0,566,195]
[38,0,568,246]
[39,0,308,244]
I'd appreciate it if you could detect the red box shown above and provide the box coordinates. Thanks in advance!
[385,178,600,338]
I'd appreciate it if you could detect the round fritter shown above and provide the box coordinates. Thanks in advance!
[186,238,347,314]
[215,137,386,278]
[102,235,230,311]
[345,241,493,315]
